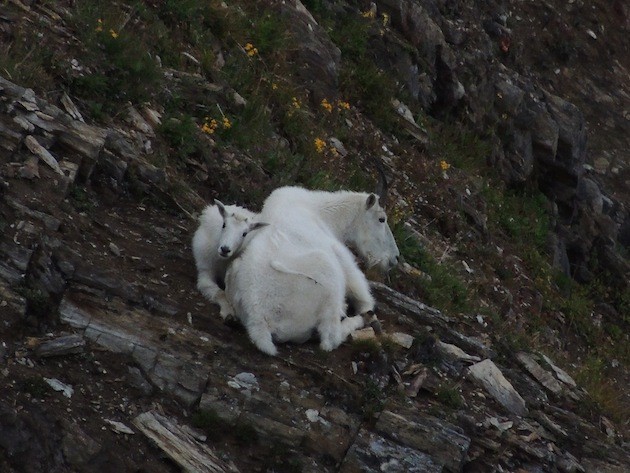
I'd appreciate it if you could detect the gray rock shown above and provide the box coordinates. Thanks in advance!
[61,421,101,467]
[576,177,603,214]
[544,92,587,176]
[35,334,86,358]
[528,106,560,164]
[381,0,445,66]
[516,352,564,396]
[133,410,239,473]
[340,429,442,472]
[375,410,470,473]
[495,80,525,115]
[467,359,528,416]
[505,129,534,182]
[540,354,577,388]
[279,1,341,101]
[127,366,154,396]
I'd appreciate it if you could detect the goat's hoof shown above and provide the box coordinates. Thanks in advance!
[361,311,382,335]
[370,318,383,335]
[223,314,245,331]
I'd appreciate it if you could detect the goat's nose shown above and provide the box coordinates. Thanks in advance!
[219,246,231,256]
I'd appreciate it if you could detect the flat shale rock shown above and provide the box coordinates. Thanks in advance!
[34,334,86,358]
[467,359,528,416]
[374,409,470,473]
[516,352,564,396]
[340,428,442,473]
[133,410,239,473]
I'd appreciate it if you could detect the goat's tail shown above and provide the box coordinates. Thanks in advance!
[270,261,320,285]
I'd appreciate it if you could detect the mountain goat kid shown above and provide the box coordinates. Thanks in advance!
[192,200,268,320]
[225,187,400,356]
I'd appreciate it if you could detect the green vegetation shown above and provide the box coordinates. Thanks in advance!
[0,33,57,92]
[157,115,203,164]
[15,286,51,320]
[359,379,386,421]
[260,444,303,473]
[191,408,258,445]
[574,355,629,425]
[428,123,493,171]
[435,383,464,410]
[482,185,550,253]
[68,185,96,213]
[191,408,224,441]
[233,420,259,445]
[21,377,50,398]
[393,222,469,313]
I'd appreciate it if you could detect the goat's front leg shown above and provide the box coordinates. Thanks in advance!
[197,272,235,320]
[332,245,375,315]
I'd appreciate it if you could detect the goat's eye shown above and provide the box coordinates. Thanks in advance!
[242,232,248,237]
[222,223,226,229]
[379,217,386,223]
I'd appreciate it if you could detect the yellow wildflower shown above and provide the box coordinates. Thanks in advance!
[382,13,390,27]
[362,9,376,19]
[314,138,326,153]
[109,29,119,39]
[222,117,232,129]
[440,160,451,171]
[272,83,278,90]
[201,118,218,135]
[244,42,258,57]
[95,19,103,32]
[337,100,350,110]
[291,97,301,109]
[321,98,333,113]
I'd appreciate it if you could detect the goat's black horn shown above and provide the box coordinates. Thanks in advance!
[372,157,388,207]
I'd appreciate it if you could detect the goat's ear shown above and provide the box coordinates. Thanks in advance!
[250,222,269,232]
[366,193,378,209]
[214,199,227,218]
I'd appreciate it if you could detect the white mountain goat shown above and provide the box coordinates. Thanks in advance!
[225,187,400,356]
[192,200,268,320]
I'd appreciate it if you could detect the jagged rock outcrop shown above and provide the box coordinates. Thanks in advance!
[345,1,629,285]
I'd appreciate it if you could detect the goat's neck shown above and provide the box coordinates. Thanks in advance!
[317,194,363,244]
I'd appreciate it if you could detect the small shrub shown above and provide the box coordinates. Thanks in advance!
[429,124,492,171]
[360,379,385,421]
[435,383,464,409]
[0,36,56,93]
[157,115,202,163]
[191,408,224,441]
[573,356,629,425]
[350,338,381,357]
[261,444,303,473]
[68,186,96,212]
[393,223,468,312]
[233,419,259,445]
[21,377,50,398]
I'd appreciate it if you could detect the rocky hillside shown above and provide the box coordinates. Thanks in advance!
[0,0,628,472]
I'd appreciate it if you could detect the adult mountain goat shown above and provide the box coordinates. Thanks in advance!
[192,200,267,320]
[226,186,400,356]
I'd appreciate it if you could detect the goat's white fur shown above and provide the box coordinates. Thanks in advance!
[226,187,399,356]
[192,200,267,320]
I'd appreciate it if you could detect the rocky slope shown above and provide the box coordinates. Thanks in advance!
[0,1,628,472]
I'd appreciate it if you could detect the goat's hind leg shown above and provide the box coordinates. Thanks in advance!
[244,317,278,356]
[318,299,365,352]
